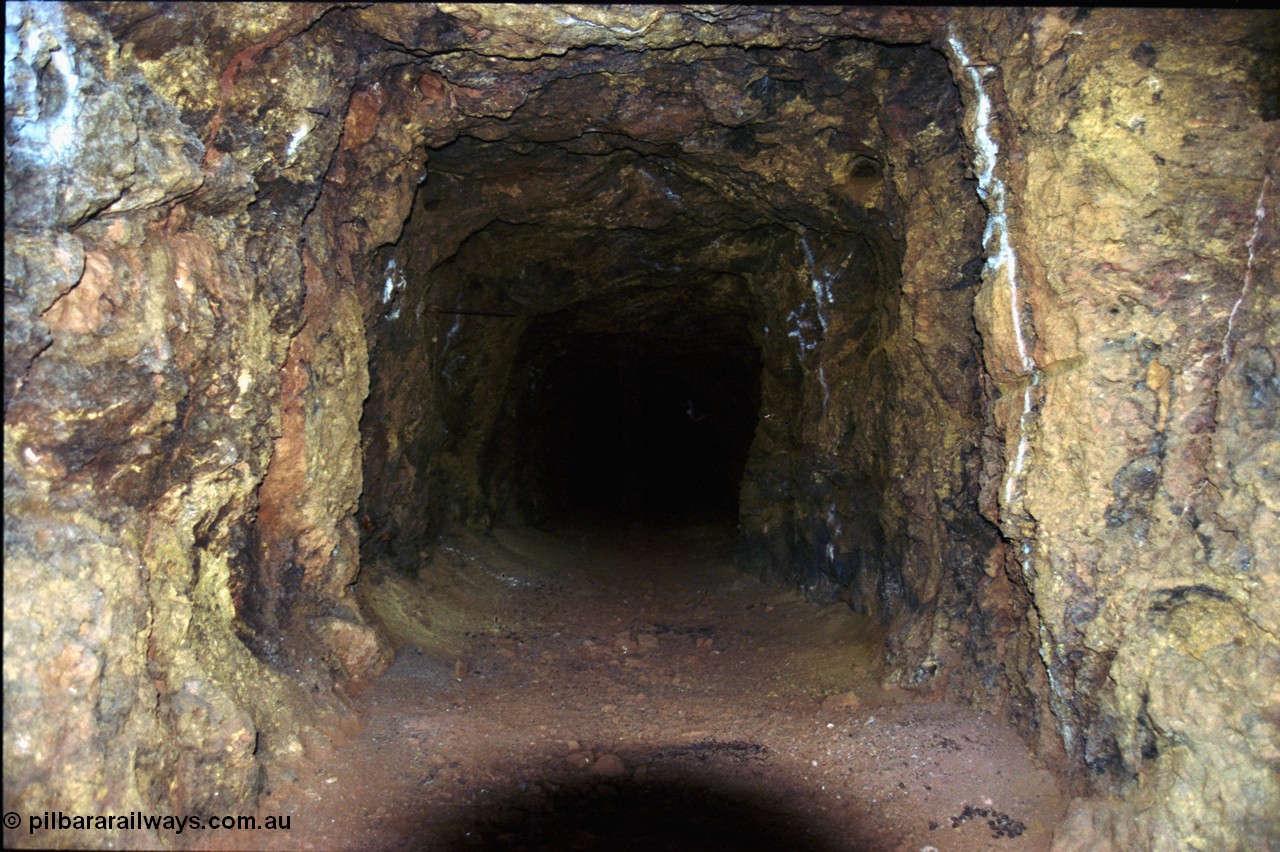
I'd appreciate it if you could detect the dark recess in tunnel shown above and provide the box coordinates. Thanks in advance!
[492,313,762,531]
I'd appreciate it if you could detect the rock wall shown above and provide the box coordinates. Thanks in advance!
[946,9,1280,849]
[4,3,395,843]
[4,5,1276,850]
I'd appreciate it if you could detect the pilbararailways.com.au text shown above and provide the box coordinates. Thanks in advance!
[12,810,291,835]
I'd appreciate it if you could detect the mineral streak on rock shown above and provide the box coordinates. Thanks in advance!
[3,4,1277,850]
[945,29,1041,522]
[946,31,1034,374]
[1221,148,1276,367]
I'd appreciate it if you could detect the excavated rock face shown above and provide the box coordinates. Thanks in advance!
[4,4,1276,849]
[960,11,1280,847]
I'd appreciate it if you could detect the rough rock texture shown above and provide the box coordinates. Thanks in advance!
[4,4,390,845]
[4,4,1276,850]
[946,10,1280,849]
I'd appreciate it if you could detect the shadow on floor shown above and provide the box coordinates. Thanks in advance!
[425,764,870,851]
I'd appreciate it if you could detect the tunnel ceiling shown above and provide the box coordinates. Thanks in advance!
[392,28,919,262]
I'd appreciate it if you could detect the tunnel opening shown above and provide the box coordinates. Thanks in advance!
[343,27,1064,839]
[494,310,762,533]
[361,194,912,601]
[353,30,995,685]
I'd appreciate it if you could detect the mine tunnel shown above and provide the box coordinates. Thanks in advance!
[361,123,915,604]
[497,304,763,530]
[5,4,1279,850]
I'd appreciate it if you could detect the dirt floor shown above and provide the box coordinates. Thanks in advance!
[191,524,1068,851]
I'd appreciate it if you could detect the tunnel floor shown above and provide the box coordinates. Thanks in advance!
[191,526,1066,850]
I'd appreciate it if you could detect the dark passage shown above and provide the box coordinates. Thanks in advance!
[356,32,979,616]
[494,303,762,532]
